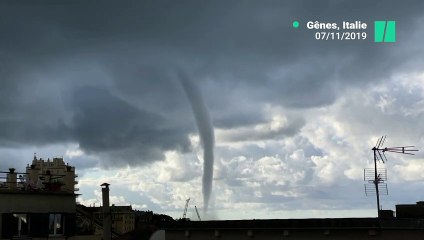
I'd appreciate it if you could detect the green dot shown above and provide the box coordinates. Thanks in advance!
[293,21,299,28]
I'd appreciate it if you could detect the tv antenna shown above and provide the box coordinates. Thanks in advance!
[364,136,418,218]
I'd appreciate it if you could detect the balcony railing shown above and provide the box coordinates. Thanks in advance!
[1,170,78,193]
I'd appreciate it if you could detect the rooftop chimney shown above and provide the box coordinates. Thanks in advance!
[101,183,111,240]
[7,168,17,190]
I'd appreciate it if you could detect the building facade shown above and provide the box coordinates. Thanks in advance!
[83,205,136,235]
[0,155,78,239]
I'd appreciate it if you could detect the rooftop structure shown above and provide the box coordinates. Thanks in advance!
[396,201,424,219]
[0,155,78,193]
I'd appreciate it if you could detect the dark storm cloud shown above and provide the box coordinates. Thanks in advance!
[0,0,423,166]
[68,86,191,164]
[218,117,305,143]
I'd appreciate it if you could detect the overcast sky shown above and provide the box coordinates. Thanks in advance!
[1,0,424,219]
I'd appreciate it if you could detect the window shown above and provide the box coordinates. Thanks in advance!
[49,213,64,236]
[12,213,29,237]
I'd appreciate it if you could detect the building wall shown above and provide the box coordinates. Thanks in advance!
[113,212,136,234]
[0,192,76,213]
[89,206,135,235]
[0,173,77,239]
[70,235,102,240]
[165,228,424,240]
[0,192,77,239]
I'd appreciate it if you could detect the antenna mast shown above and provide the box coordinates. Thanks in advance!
[366,136,418,218]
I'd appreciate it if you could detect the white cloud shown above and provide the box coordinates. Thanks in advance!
[156,151,201,182]
[65,145,84,158]
[392,160,424,181]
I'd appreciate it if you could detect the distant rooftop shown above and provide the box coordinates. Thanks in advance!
[0,155,78,194]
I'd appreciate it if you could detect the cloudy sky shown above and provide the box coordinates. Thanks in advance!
[1,0,424,220]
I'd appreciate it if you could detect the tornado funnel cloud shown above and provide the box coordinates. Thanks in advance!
[179,73,214,212]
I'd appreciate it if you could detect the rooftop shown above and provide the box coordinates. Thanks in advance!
[164,217,424,230]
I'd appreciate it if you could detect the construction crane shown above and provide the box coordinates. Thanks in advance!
[195,205,201,221]
[182,198,190,219]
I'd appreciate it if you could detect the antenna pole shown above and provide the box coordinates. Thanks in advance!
[373,148,381,218]
[366,136,418,218]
